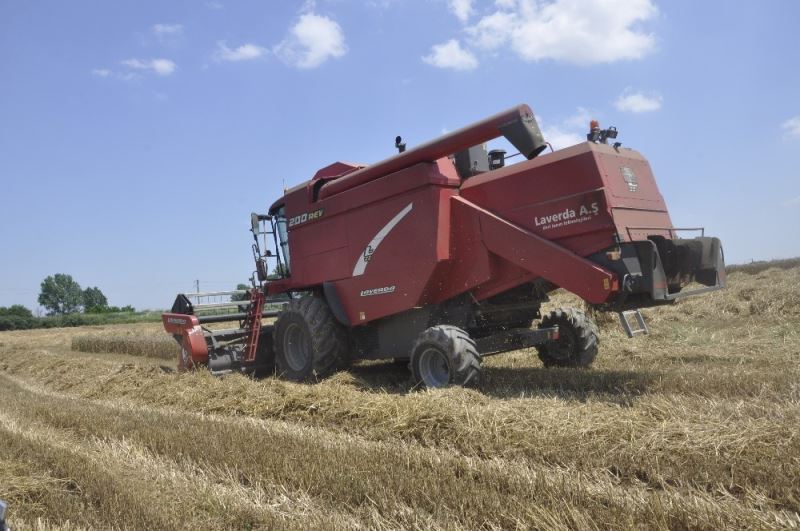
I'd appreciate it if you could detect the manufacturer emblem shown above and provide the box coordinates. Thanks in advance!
[621,166,638,192]
[352,203,413,277]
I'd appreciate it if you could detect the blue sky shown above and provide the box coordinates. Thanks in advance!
[1,0,798,312]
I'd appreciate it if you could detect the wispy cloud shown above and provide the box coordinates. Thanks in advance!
[562,107,593,129]
[615,89,662,113]
[214,41,268,62]
[121,58,177,76]
[90,68,139,81]
[152,23,183,39]
[782,195,800,207]
[781,116,800,139]
[274,12,347,69]
[205,1,224,9]
[540,108,595,149]
[422,39,478,70]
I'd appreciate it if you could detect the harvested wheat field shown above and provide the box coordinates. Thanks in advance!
[1,263,799,530]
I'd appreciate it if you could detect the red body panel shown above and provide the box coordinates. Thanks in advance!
[452,196,617,304]
[460,142,673,248]
[162,313,208,369]
[270,141,675,327]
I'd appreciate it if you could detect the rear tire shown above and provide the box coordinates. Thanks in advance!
[410,325,481,388]
[536,308,598,368]
[273,295,349,381]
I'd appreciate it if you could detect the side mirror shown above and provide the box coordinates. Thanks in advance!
[250,213,260,235]
[256,259,268,282]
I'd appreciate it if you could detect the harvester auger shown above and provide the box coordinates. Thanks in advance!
[163,103,726,388]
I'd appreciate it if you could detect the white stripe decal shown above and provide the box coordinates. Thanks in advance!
[352,202,413,277]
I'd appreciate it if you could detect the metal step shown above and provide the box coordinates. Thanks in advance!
[618,309,648,338]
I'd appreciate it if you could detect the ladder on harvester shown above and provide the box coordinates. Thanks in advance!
[242,289,265,363]
[618,309,648,338]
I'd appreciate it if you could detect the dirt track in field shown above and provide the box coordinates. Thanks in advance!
[1,265,799,529]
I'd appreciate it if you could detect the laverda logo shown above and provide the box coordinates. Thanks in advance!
[534,202,600,231]
[360,285,396,297]
[352,203,413,277]
[362,245,375,263]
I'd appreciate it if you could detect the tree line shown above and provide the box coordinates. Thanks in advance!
[0,273,140,331]
[36,273,134,315]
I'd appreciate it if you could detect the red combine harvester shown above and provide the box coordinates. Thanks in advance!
[163,104,725,387]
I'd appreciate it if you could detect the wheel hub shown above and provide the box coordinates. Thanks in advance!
[418,347,450,388]
[283,322,311,371]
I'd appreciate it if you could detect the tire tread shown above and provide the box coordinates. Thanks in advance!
[273,294,349,381]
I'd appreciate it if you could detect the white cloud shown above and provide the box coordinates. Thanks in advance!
[781,116,800,139]
[562,106,592,129]
[466,0,658,65]
[91,68,112,78]
[541,125,584,150]
[152,23,183,38]
[214,41,268,62]
[205,1,224,9]
[468,11,515,49]
[122,58,177,76]
[448,0,474,22]
[782,195,800,207]
[537,108,593,150]
[614,89,662,113]
[274,13,347,69]
[422,39,478,70]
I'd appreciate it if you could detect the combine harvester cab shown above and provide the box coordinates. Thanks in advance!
[163,103,725,385]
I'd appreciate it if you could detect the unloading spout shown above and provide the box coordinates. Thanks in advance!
[318,103,546,200]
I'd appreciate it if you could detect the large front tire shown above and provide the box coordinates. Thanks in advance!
[273,295,349,382]
[410,325,481,388]
[536,308,598,368]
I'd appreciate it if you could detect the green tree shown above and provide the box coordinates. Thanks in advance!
[0,304,36,331]
[38,274,83,315]
[82,286,108,312]
[268,263,288,280]
[231,283,251,302]
[0,304,33,318]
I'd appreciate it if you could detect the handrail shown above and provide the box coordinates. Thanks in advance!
[184,290,247,298]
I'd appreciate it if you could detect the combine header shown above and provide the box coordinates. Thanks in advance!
[163,103,725,387]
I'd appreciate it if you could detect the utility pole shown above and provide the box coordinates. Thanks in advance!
[194,279,200,293]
